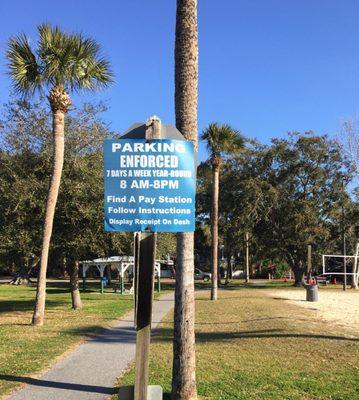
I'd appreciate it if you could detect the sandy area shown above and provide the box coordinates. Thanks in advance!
[265,287,359,334]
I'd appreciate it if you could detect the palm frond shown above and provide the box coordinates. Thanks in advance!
[6,24,113,98]
[37,24,73,86]
[201,123,245,158]
[6,34,41,95]
[37,24,113,91]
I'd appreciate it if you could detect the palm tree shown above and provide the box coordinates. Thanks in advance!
[201,123,244,300]
[172,0,198,399]
[6,24,112,326]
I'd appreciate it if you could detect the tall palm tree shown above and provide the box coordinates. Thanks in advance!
[172,0,198,399]
[6,24,112,326]
[201,123,244,300]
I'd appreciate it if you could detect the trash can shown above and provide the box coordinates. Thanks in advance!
[306,284,318,302]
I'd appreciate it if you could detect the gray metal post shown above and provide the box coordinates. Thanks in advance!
[134,232,157,400]
[134,232,141,320]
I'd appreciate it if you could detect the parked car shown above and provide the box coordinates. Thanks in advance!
[194,268,211,282]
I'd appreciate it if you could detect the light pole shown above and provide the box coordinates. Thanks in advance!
[219,244,224,285]
[307,243,312,283]
[245,232,249,283]
[341,176,349,291]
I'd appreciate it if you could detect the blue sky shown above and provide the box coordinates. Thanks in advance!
[1,0,359,161]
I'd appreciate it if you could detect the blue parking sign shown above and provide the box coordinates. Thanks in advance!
[104,139,195,232]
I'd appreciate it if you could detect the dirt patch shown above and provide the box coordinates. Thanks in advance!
[266,287,359,334]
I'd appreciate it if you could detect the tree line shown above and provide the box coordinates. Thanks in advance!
[1,99,358,288]
[197,126,359,286]
[0,99,177,274]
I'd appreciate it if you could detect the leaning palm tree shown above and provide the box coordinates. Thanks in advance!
[201,123,244,301]
[172,0,198,399]
[6,24,112,326]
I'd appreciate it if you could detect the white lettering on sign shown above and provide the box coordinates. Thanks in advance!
[112,142,186,153]
[119,155,178,168]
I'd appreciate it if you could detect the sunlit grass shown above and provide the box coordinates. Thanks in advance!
[116,287,359,400]
[0,282,134,397]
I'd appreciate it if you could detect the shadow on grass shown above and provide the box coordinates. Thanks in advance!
[195,295,274,301]
[63,323,359,345]
[0,375,116,395]
[63,324,136,344]
[0,299,65,314]
[272,297,306,302]
[151,327,359,344]
[223,283,296,290]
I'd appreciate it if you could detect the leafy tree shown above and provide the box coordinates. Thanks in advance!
[156,233,177,260]
[196,142,277,280]
[0,99,133,303]
[6,24,112,324]
[195,132,357,287]
[172,0,198,398]
[0,100,51,277]
[342,115,359,181]
[258,133,355,285]
[200,123,244,299]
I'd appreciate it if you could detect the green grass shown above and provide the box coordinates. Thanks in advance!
[0,282,135,397]
[116,287,359,400]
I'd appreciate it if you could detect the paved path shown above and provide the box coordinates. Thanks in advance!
[6,292,174,400]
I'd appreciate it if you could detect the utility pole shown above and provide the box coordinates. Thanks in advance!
[341,178,347,291]
[343,233,347,291]
[307,243,312,283]
[245,232,249,283]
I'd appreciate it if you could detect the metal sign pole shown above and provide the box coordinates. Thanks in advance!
[134,231,157,400]
[133,117,161,400]
[134,232,141,322]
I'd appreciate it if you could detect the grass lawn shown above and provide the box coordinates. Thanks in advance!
[117,286,359,400]
[0,282,135,398]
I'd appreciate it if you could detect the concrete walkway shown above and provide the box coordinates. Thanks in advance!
[6,292,174,400]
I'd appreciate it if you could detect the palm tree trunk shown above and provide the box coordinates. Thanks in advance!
[172,1,198,399]
[211,165,219,300]
[32,110,65,326]
[69,258,82,310]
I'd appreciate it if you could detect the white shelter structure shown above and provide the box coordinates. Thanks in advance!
[79,256,171,294]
